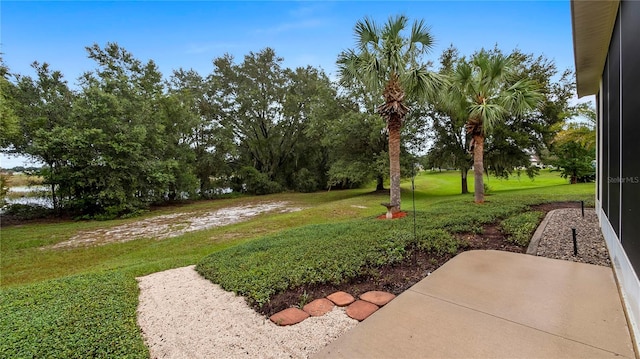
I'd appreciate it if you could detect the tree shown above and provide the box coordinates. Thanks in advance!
[446,50,541,203]
[212,50,282,193]
[68,42,185,215]
[212,48,340,194]
[433,47,576,193]
[166,68,232,197]
[553,141,595,183]
[427,46,473,193]
[550,103,596,183]
[323,111,388,189]
[8,61,74,211]
[337,15,442,213]
[0,57,20,148]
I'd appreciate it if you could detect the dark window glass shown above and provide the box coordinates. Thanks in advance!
[608,9,621,237]
[620,0,640,276]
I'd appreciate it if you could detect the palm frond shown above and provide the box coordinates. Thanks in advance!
[500,78,542,117]
[404,66,446,102]
[453,61,477,100]
[385,15,408,40]
[355,17,379,52]
[469,102,505,132]
[336,49,360,87]
[339,14,440,113]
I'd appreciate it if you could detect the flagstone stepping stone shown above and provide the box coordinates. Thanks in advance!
[346,300,379,321]
[326,291,355,306]
[303,298,334,316]
[360,291,396,306]
[269,308,309,326]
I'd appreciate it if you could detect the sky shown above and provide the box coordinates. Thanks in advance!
[1,0,582,168]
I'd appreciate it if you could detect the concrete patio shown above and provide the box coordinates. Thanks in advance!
[314,250,637,358]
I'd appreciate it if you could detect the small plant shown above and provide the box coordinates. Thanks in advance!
[500,211,545,246]
[415,229,460,255]
[297,290,311,308]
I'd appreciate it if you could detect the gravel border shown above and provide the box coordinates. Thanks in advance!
[528,208,611,267]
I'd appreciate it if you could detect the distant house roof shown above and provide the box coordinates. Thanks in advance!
[571,0,620,97]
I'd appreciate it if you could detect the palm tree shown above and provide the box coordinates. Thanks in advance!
[337,15,442,214]
[447,50,541,203]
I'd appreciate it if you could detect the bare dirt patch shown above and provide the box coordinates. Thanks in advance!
[50,201,302,249]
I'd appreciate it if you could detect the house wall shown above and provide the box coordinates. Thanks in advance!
[597,0,640,346]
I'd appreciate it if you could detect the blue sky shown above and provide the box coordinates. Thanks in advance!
[1,0,577,167]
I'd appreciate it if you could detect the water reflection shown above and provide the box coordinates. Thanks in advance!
[3,185,53,209]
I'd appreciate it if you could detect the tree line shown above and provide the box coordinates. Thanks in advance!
[0,15,587,218]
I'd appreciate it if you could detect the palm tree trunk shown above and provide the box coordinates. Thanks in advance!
[389,120,401,213]
[473,134,485,203]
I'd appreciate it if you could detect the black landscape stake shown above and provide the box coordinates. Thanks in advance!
[410,163,418,264]
[412,164,417,242]
[572,228,578,256]
[581,200,585,217]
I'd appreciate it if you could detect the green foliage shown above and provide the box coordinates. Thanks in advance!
[292,168,319,193]
[196,216,463,307]
[3,44,203,217]
[550,105,596,184]
[324,112,388,189]
[0,174,8,207]
[2,203,52,220]
[196,220,406,306]
[500,211,545,246]
[414,229,459,254]
[552,141,595,183]
[0,272,148,358]
[213,50,340,193]
[0,58,20,148]
[237,166,283,195]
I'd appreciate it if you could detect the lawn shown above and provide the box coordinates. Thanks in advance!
[0,170,593,358]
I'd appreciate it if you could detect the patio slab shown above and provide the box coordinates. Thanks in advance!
[314,250,636,358]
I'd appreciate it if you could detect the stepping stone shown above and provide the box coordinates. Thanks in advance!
[303,298,334,316]
[326,291,355,306]
[360,291,396,306]
[269,308,309,326]
[346,300,379,321]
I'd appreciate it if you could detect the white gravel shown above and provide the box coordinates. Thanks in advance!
[136,265,358,359]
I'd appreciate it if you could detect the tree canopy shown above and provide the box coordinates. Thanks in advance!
[1,25,579,217]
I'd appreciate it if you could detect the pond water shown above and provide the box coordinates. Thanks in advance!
[3,185,53,209]
[2,186,236,211]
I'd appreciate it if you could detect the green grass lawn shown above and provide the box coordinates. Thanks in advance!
[0,169,593,358]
